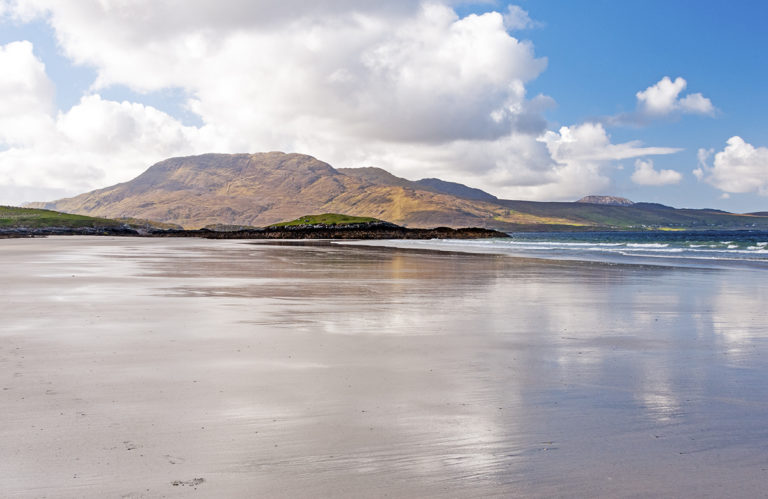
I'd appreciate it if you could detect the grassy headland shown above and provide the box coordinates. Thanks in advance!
[0,206,125,228]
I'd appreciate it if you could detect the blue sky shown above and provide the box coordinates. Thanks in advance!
[511,0,768,211]
[0,1,766,211]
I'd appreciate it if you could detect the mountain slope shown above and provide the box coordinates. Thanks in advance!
[414,178,498,202]
[338,167,498,202]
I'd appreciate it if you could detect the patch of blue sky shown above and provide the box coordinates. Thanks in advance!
[0,17,95,111]
[97,86,204,127]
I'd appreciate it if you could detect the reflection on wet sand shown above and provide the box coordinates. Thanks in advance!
[1,237,768,497]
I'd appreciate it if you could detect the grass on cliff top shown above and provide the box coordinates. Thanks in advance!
[0,206,124,228]
[270,213,383,227]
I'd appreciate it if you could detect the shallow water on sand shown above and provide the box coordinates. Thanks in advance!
[1,237,768,497]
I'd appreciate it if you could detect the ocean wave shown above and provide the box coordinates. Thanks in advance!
[620,248,685,254]
[626,243,669,248]
[504,241,625,248]
[358,232,768,269]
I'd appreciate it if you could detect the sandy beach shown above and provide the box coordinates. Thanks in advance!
[1,236,768,497]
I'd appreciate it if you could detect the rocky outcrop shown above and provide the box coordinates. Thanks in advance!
[576,195,634,206]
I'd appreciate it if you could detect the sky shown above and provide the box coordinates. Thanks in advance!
[0,0,767,212]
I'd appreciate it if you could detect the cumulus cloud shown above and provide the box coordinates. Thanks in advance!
[0,41,55,146]
[529,123,681,199]
[607,76,715,126]
[630,159,682,186]
[0,1,684,205]
[694,136,768,195]
[0,92,211,197]
[636,76,714,116]
[9,1,547,145]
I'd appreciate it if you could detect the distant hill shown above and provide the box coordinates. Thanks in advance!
[28,152,768,231]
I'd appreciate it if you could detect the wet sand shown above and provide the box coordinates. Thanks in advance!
[1,236,768,497]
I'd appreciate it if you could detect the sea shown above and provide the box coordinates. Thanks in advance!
[342,230,768,270]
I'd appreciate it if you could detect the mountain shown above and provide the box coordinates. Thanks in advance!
[30,153,571,229]
[29,152,768,231]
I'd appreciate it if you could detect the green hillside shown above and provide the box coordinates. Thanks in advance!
[0,206,126,228]
[270,213,383,227]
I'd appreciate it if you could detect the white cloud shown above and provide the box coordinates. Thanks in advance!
[0,1,685,205]
[503,5,539,30]
[631,159,682,186]
[0,41,56,146]
[606,76,716,126]
[0,40,214,203]
[11,1,547,146]
[55,95,203,158]
[541,122,680,162]
[636,76,714,117]
[0,93,212,196]
[528,123,681,199]
[694,136,768,195]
